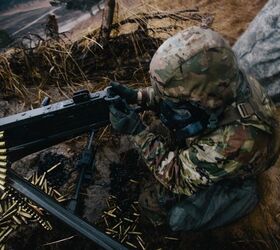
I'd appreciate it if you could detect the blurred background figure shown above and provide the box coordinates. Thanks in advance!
[45,14,59,40]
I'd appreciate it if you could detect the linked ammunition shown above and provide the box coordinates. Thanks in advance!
[0,162,7,168]
[0,156,7,161]
[0,142,5,148]
[0,149,6,155]
[0,168,7,174]
[18,210,32,219]
[12,215,22,225]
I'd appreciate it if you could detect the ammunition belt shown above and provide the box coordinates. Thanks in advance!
[0,130,65,248]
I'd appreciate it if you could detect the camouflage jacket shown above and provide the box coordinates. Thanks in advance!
[134,77,277,197]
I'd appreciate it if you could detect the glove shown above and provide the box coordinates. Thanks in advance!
[110,81,138,104]
[109,100,145,135]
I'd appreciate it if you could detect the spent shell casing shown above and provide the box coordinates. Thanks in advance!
[48,187,53,196]
[0,208,17,222]
[53,189,62,197]
[0,244,5,250]
[35,174,41,186]
[1,191,8,200]
[128,231,142,235]
[125,241,137,249]
[137,235,145,245]
[57,197,68,202]
[104,211,116,218]
[129,179,139,184]
[164,236,179,241]
[103,216,109,227]
[137,236,146,250]
[131,204,138,212]
[108,208,117,214]
[106,228,118,234]
[31,173,36,184]
[47,162,61,173]
[38,172,46,187]
[123,225,131,237]
[121,234,128,243]
[106,199,111,208]
[109,195,117,199]
[3,201,17,214]
[0,156,7,161]
[124,217,134,223]
[43,179,48,193]
[0,227,13,243]
[0,220,11,227]
[112,220,123,230]
[119,225,122,237]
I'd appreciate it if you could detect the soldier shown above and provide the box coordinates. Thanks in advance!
[45,14,59,40]
[109,26,279,230]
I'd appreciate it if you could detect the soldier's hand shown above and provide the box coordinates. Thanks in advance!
[110,82,138,104]
[109,100,145,135]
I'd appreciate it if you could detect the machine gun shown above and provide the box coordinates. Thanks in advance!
[0,87,128,250]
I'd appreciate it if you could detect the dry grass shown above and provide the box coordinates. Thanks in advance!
[0,6,211,104]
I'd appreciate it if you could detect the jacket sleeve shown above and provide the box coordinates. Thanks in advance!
[133,123,269,196]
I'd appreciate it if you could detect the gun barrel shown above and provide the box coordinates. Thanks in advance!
[8,170,128,250]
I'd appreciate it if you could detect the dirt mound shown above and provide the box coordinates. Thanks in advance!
[3,1,280,249]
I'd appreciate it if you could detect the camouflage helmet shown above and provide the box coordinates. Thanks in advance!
[149,26,240,110]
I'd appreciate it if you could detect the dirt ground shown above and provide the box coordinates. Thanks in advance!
[70,0,267,44]
[3,0,280,250]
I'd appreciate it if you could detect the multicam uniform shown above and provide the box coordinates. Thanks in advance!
[131,27,279,229]
[135,81,276,197]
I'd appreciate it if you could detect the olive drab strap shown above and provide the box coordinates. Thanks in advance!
[217,73,280,167]
[219,72,277,129]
